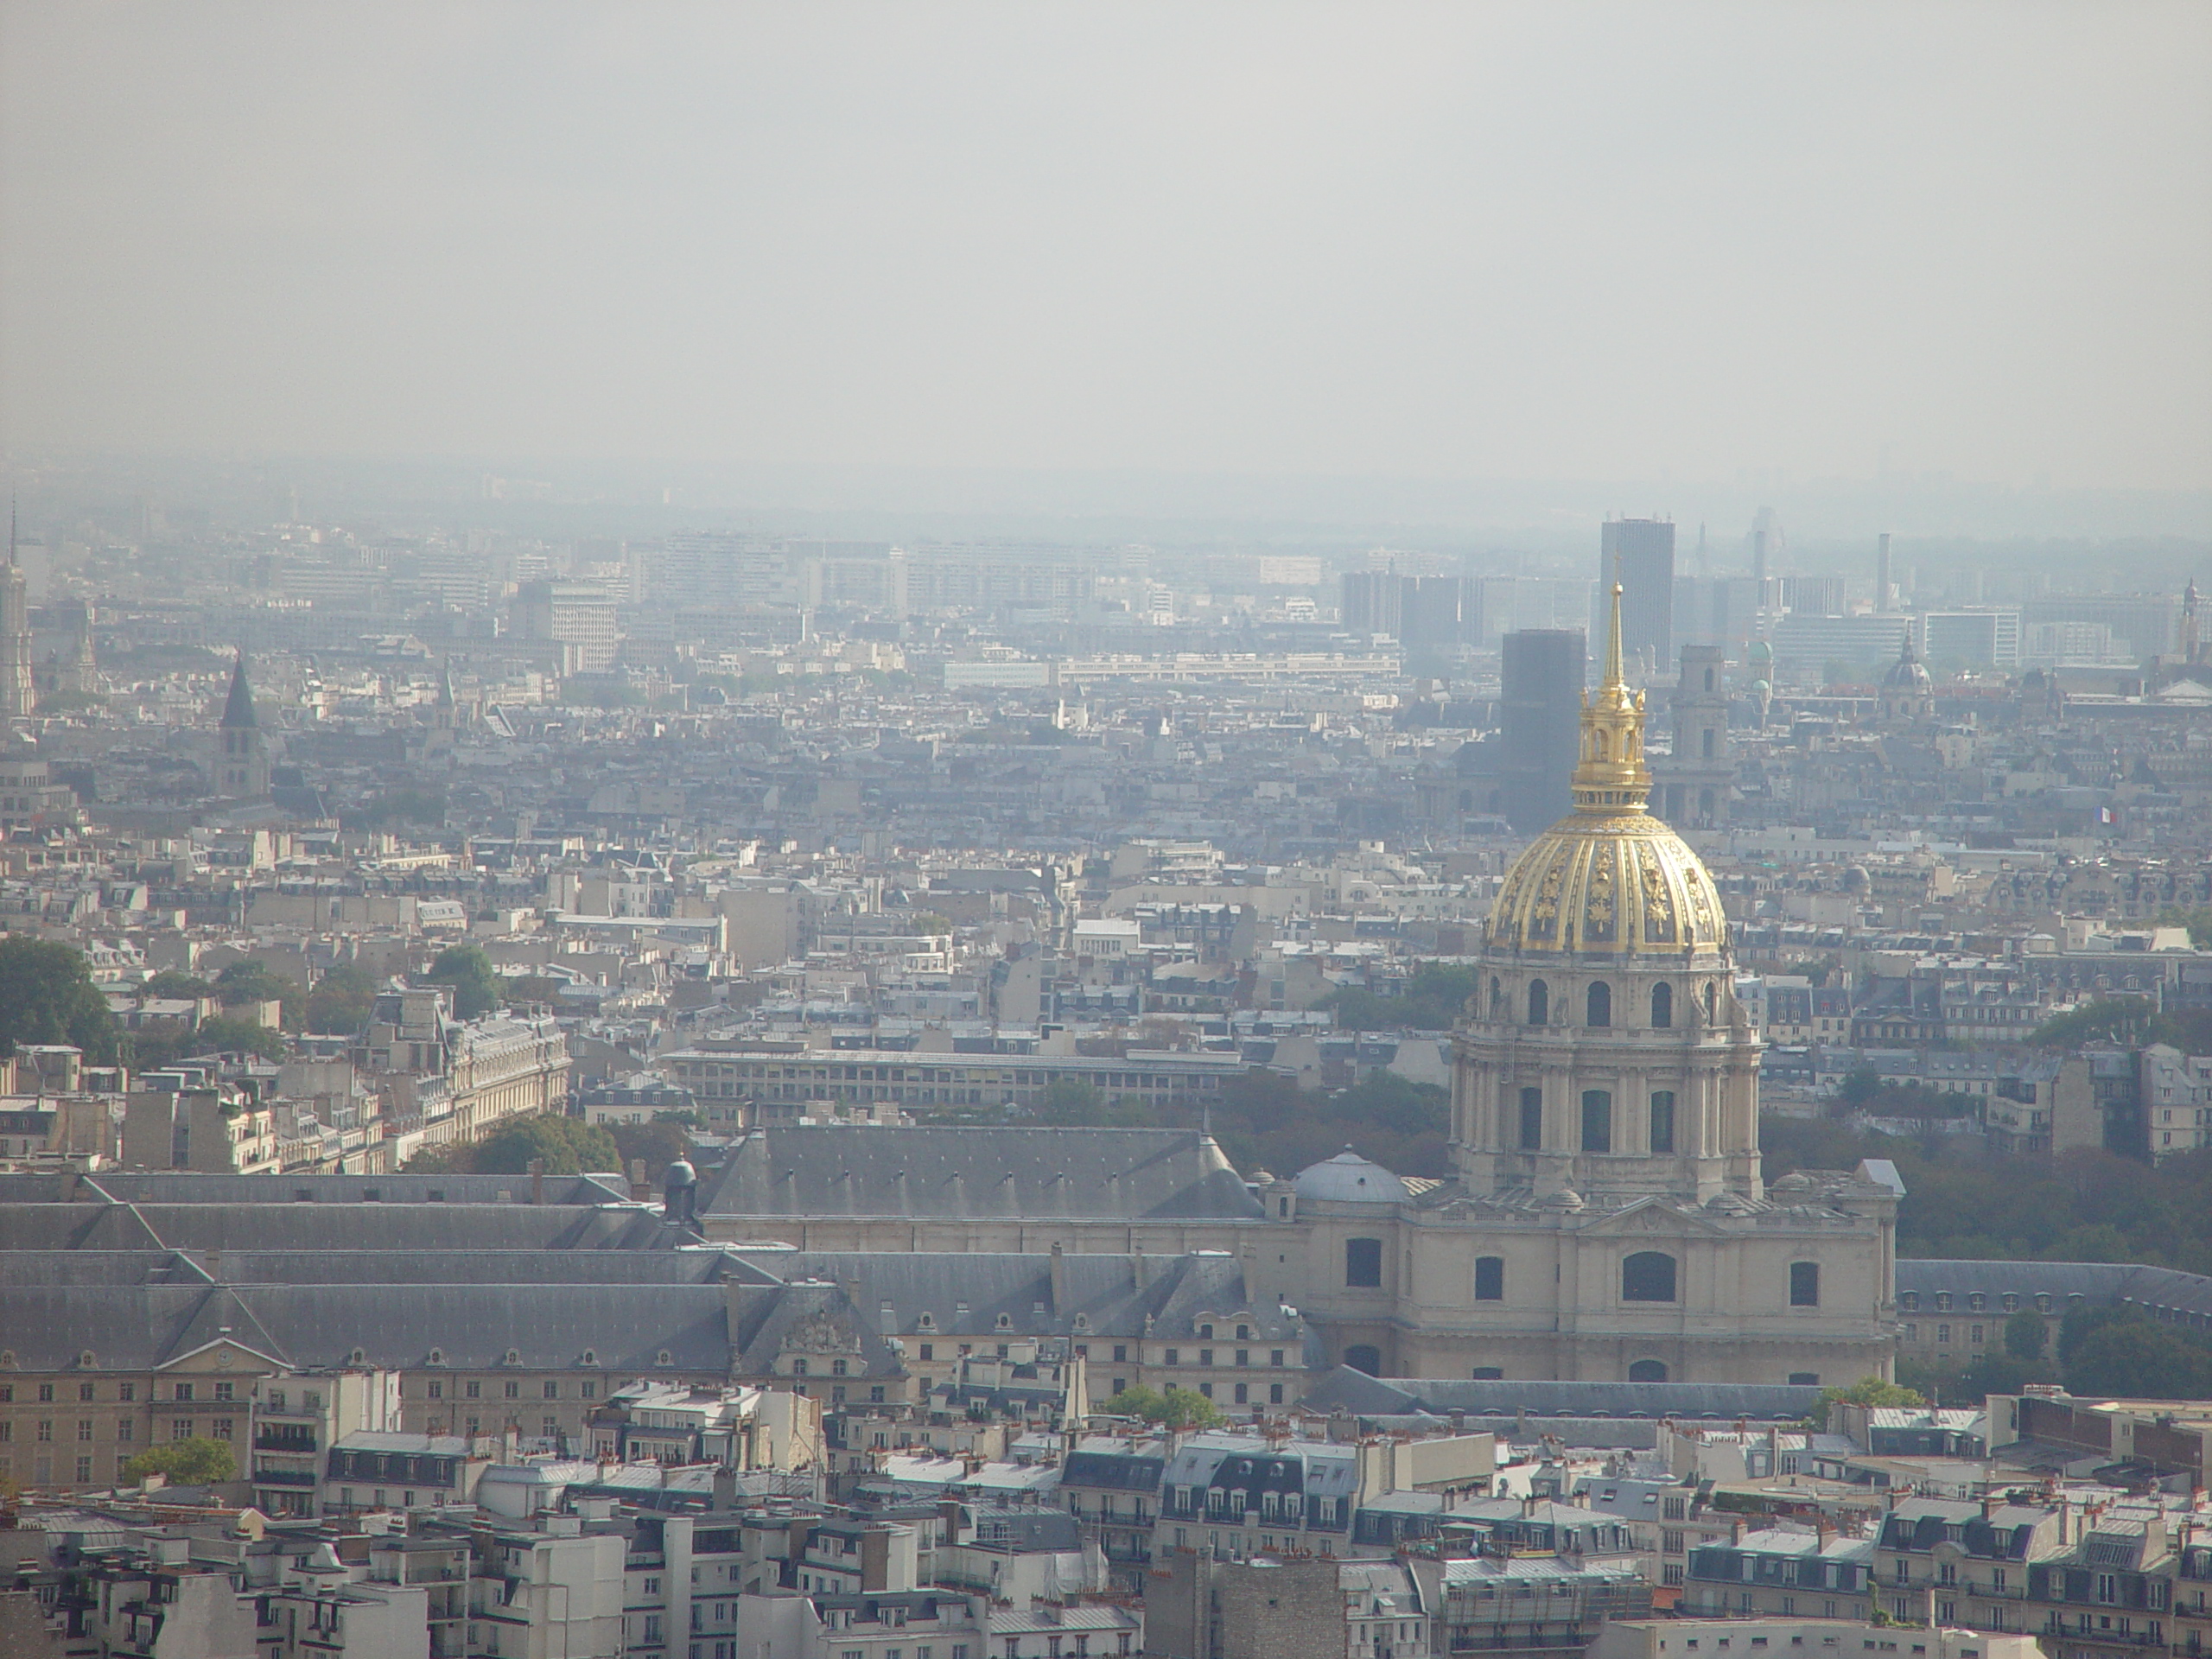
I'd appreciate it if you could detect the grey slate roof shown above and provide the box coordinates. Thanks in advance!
[1897,1259,2212,1320]
[741,1250,1298,1341]
[1297,1367,1822,1423]
[699,1126,1264,1222]
[0,1249,780,1289]
[0,1282,737,1372]
[0,1172,631,1206]
[0,1202,680,1253]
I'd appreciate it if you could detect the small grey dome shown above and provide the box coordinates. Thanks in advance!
[1293,1148,1408,1205]
[664,1159,697,1188]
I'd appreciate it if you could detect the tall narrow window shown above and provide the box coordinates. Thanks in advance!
[1528,980,1548,1027]
[1651,982,1673,1028]
[1580,1090,1612,1154]
[1703,982,1718,1022]
[1518,1087,1543,1150]
[1345,1238,1383,1289]
[1586,982,1611,1027]
[1649,1090,1676,1153]
[1474,1256,1504,1301]
[1790,1262,1821,1307]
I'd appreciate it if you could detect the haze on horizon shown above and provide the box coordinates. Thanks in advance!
[3,2,2209,499]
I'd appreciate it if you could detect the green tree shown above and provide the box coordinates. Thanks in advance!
[466,1114,620,1176]
[1838,1067,1882,1109]
[423,944,500,1020]
[1320,963,1478,1032]
[1816,1376,1926,1414]
[1032,1078,1155,1128]
[215,960,305,1030]
[305,963,379,1034]
[2031,996,2158,1049]
[182,1015,289,1061]
[1101,1384,1225,1429]
[2156,905,2212,950]
[121,1436,238,1485]
[0,937,121,1063]
[606,1114,695,1176]
[2063,1312,2212,1399]
[2004,1310,2050,1363]
[143,969,216,1000]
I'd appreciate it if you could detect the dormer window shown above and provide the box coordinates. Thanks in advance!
[581,1349,597,1367]
[428,1348,445,1366]
[1200,1324,1214,1340]
[918,1312,935,1331]
[656,1349,673,1366]
[505,1349,522,1366]
[995,1313,1012,1331]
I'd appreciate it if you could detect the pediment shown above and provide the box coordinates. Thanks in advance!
[1573,1197,1732,1238]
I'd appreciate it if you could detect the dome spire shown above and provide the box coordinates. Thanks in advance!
[1571,575,1649,814]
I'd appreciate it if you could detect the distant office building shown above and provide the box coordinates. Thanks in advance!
[1598,518,1674,675]
[1769,613,1910,682]
[1749,506,1782,594]
[1480,576,1596,645]
[0,524,30,721]
[1671,576,1763,659]
[1920,609,2021,671]
[1341,570,1402,635]
[1875,532,1894,612]
[1401,575,1480,654]
[1342,573,1478,652]
[2019,594,2178,661]
[1782,575,1846,617]
[1500,629,1585,832]
[512,581,620,673]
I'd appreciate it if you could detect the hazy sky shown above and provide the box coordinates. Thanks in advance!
[3,2,2209,492]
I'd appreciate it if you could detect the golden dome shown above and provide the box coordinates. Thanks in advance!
[1485,582,1727,957]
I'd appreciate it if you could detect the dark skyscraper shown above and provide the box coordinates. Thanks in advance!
[1500,628,1586,832]
[1599,518,1674,675]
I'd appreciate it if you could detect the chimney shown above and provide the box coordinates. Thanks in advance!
[629,1158,649,1202]
[1130,1250,1148,1291]
[529,1158,545,1205]
[1049,1242,1067,1313]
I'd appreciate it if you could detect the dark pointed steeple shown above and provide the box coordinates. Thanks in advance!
[221,651,259,730]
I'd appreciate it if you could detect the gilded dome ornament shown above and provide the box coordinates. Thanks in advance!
[1485,580,1726,959]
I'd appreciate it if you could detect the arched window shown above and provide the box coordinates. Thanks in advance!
[1528,980,1548,1027]
[1623,1251,1677,1303]
[1345,1238,1383,1288]
[1651,982,1673,1028]
[1344,1345,1382,1376]
[1580,1090,1612,1154]
[1703,982,1718,1022]
[1474,1256,1504,1301]
[1586,982,1611,1027]
[1628,1359,1669,1382]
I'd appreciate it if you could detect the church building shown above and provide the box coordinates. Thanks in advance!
[693,589,1898,1387]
